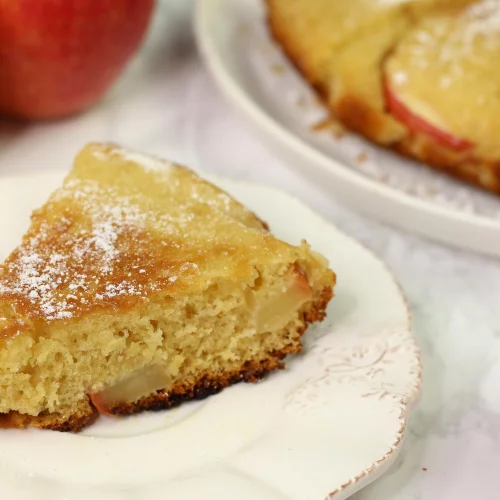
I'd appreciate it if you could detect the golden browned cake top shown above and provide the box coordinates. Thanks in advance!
[267,0,416,85]
[385,0,500,157]
[0,143,310,339]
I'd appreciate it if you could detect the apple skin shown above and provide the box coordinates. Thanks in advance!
[0,0,155,120]
[384,80,475,152]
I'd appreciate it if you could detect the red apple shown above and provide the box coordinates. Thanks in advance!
[0,0,155,120]
[384,80,474,152]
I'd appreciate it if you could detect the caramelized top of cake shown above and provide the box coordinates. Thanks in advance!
[0,143,320,339]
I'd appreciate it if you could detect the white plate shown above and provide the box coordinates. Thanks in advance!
[195,0,500,258]
[0,172,420,500]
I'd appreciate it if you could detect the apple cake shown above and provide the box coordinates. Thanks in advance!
[266,0,500,194]
[0,143,335,432]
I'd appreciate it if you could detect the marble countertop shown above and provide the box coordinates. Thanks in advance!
[1,1,498,499]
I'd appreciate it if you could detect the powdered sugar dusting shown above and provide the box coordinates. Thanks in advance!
[393,71,408,85]
[113,147,174,173]
[0,178,188,323]
[0,143,268,329]
[403,0,500,75]
[91,145,175,174]
[439,0,500,62]
[463,0,500,47]
[92,150,108,161]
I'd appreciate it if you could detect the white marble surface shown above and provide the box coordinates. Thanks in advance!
[0,1,499,499]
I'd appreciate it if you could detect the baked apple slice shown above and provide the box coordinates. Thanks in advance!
[384,78,474,152]
[255,265,313,332]
[89,365,171,415]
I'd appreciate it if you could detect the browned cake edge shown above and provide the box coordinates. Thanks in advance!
[0,398,99,433]
[0,285,333,432]
[266,2,500,195]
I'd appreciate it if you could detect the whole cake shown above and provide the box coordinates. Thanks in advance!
[0,143,335,432]
[266,0,500,194]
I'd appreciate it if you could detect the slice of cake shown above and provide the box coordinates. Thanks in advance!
[0,143,335,432]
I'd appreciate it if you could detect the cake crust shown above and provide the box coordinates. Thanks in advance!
[0,399,99,433]
[266,0,500,195]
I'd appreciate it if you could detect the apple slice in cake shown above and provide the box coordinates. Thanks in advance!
[0,143,335,432]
